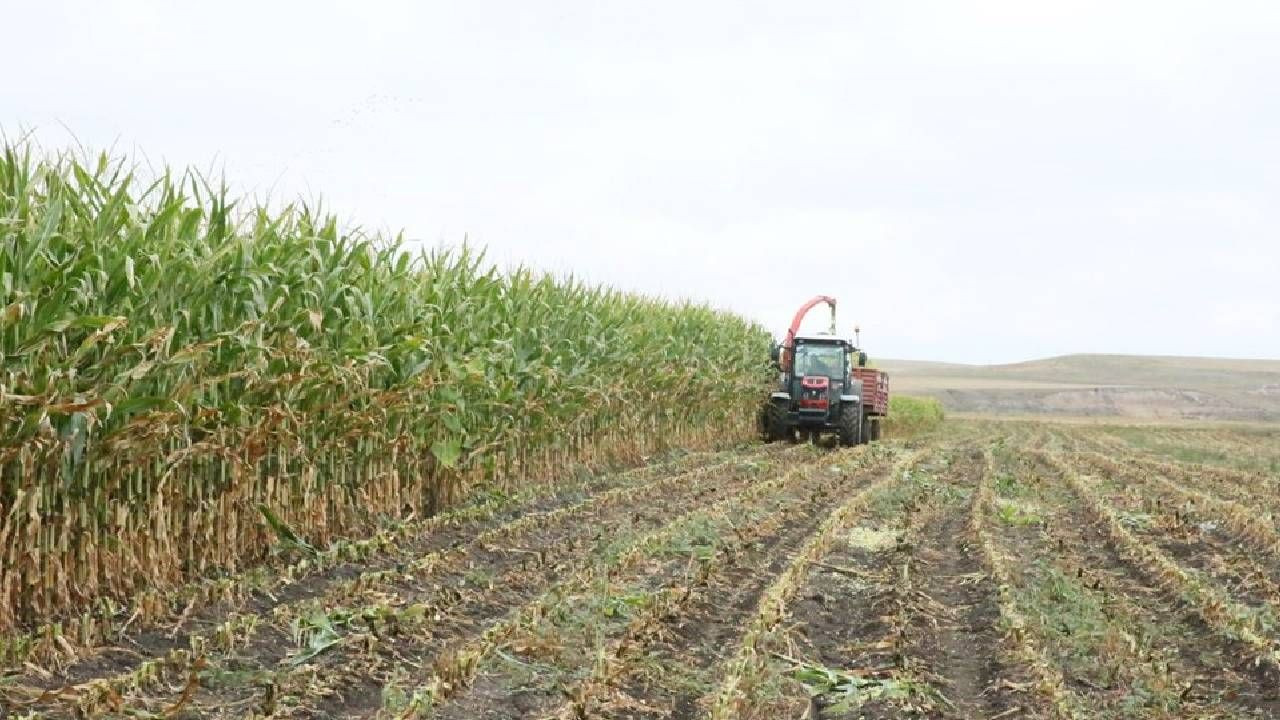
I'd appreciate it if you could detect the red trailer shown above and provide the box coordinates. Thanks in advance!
[852,367,890,418]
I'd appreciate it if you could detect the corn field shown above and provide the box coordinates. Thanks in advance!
[14,142,1278,720]
[0,143,771,636]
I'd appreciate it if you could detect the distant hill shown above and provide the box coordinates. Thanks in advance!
[877,354,1280,421]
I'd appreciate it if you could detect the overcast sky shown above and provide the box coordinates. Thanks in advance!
[6,1,1279,363]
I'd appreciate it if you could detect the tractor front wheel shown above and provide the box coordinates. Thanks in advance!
[837,404,861,447]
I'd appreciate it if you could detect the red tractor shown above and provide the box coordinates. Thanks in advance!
[759,296,889,445]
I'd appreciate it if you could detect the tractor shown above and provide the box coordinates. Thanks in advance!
[759,295,889,446]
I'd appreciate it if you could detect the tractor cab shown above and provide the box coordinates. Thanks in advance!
[794,337,850,380]
[782,335,862,421]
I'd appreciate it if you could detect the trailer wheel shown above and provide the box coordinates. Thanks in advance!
[870,419,882,442]
[837,404,861,447]
[860,415,874,445]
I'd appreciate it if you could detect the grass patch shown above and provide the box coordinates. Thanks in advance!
[1105,426,1279,474]
[883,396,945,438]
[1016,561,1185,715]
[996,498,1043,526]
[995,470,1024,497]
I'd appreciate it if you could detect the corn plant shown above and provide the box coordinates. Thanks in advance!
[0,142,772,635]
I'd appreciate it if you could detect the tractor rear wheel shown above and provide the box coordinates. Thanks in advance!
[837,404,861,447]
[759,401,790,443]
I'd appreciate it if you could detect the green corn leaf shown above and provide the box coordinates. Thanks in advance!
[257,504,319,556]
[431,438,463,469]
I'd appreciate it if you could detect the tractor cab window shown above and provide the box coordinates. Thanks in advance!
[794,344,844,378]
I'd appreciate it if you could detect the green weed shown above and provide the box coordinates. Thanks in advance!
[884,396,945,438]
[996,499,1042,526]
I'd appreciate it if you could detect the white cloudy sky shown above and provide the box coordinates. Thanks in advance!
[6,1,1279,363]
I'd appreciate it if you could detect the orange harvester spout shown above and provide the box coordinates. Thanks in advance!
[780,295,837,373]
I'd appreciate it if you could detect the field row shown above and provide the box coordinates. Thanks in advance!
[700,422,1280,719]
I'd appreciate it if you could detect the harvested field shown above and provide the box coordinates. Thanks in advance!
[6,420,1280,719]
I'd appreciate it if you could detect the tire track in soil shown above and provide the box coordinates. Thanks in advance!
[427,449,899,720]
[585,453,902,720]
[763,472,927,720]
[1000,450,1280,718]
[787,448,1021,720]
[867,449,1018,719]
[16,446,789,718]
[192,447,834,719]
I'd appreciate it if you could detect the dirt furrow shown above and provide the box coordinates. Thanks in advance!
[729,457,939,719]
[1068,430,1280,498]
[628,450,917,720]
[994,449,1280,718]
[732,446,1028,719]
[1069,451,1280,620]
[189,447,814,720]
[868,449,1016,719]
[425,447,901,720]
[1086,426,1280,477]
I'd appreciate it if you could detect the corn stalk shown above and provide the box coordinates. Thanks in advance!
[0,143,773,636]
